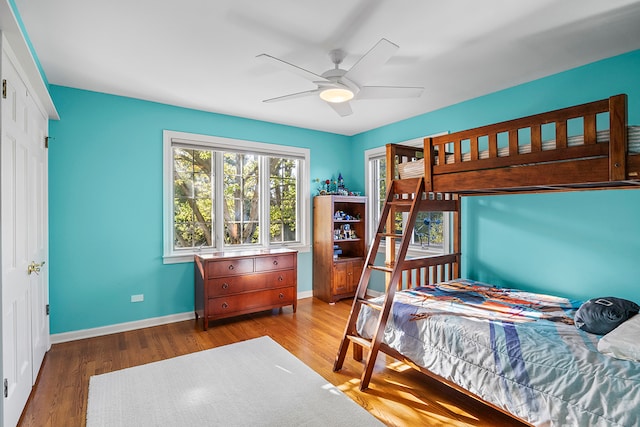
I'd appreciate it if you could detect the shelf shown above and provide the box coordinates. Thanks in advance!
[334,256,364,263]
[334,219,362,223]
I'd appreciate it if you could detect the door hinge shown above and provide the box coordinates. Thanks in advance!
[4,378,7,398]
[46,304,50,315]
[45,136,49,149]
[2,79,6,99]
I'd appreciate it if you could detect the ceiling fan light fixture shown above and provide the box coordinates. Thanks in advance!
[319,88,354,103]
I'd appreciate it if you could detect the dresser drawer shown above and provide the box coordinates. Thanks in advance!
[206,258,254,278]
[207,287,295,316]
[207,270,295,296]
[255,254,295,272]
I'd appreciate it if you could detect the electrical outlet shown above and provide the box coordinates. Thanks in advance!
[131,294,144,303]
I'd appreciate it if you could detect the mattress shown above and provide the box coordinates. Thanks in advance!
[356,279,640,426]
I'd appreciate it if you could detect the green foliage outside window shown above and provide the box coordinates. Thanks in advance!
[173,148,213,248]
[269,158,298,243]
[223,152,260,245]
[173,147,298,250]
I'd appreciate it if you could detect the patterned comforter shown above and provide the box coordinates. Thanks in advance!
[355,279,640,426]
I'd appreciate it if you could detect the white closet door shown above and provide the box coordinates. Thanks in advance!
[25,85,49,383]
[1,40,50,427]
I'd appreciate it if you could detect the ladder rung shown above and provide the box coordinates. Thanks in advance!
[346,335,372,349]
[357,298,383,311]
[388,200,413,207]
[378,232,403,238]
[368,265,393,273]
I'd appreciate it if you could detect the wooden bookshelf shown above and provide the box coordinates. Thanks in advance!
[313,195,367,303]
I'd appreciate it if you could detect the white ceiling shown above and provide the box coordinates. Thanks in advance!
[13,0,640,136]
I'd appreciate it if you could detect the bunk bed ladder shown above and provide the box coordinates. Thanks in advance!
[333,177,425,390]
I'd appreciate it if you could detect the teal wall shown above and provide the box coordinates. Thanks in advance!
[352,49,640,302]
[463,190,640,301]
[49,49,640,334]
[48,87,351,333]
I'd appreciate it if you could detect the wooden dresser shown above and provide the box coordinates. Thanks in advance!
[194,248,297,330]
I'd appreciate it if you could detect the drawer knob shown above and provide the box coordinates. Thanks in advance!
[222,302,228,309]
[228,265,234,270]
[273,260,278,265]
[279,293,284,299]
[278,276,283,281]
[222,283,229,289]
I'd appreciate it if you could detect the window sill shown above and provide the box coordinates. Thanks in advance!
[374,243,444,258]
[163,244,310,264]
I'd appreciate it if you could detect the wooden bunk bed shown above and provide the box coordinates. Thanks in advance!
[333,94,640,426]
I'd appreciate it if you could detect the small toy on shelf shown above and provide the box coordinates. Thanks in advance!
[314,173,351,196]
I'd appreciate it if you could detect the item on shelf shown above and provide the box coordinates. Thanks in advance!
[313,173,352,196]
[334,210,360,220]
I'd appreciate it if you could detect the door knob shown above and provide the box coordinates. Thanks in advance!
[27,261,45,275]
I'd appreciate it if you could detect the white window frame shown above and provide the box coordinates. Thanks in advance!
[364,136,450,257]
[163,130,311,264]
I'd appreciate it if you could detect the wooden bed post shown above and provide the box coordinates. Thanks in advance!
[423,137,434,192]
[453,194,461,279]
[385,144,397,288]
[609,94,627,181]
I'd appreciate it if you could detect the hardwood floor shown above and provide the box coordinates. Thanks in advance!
[19,297,526,427]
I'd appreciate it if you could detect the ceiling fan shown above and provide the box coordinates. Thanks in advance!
[257,38,424,117]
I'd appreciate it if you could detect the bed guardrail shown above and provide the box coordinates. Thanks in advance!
[424,94,628,192]
[395,253,460,291]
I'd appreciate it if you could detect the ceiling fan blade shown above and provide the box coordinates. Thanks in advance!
[257,54,330,83]
[343,38,399,84]
[262,89,320,103]
[357,86,424,99]
[327,101,353,117]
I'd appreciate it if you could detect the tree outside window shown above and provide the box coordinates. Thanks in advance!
[223,152,260,245]
[170,144,302,255]
[173,147,213,249]
[270,157,298,243]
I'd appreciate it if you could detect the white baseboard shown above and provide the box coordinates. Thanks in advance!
[50,291,316,344]
[297,290,313,299]
[50,312,195,344]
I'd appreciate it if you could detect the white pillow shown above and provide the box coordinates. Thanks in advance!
[597,314,640,361]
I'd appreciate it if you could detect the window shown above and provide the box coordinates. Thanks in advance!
[223,152,260,245]
[163,131,310,263]
[364,138,449,256]
[269,157,299,244]
[173,147,214,249]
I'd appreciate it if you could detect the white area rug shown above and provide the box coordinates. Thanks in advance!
[87,336,383,426]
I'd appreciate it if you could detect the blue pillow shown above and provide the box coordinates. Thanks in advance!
[574,297,640,335]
